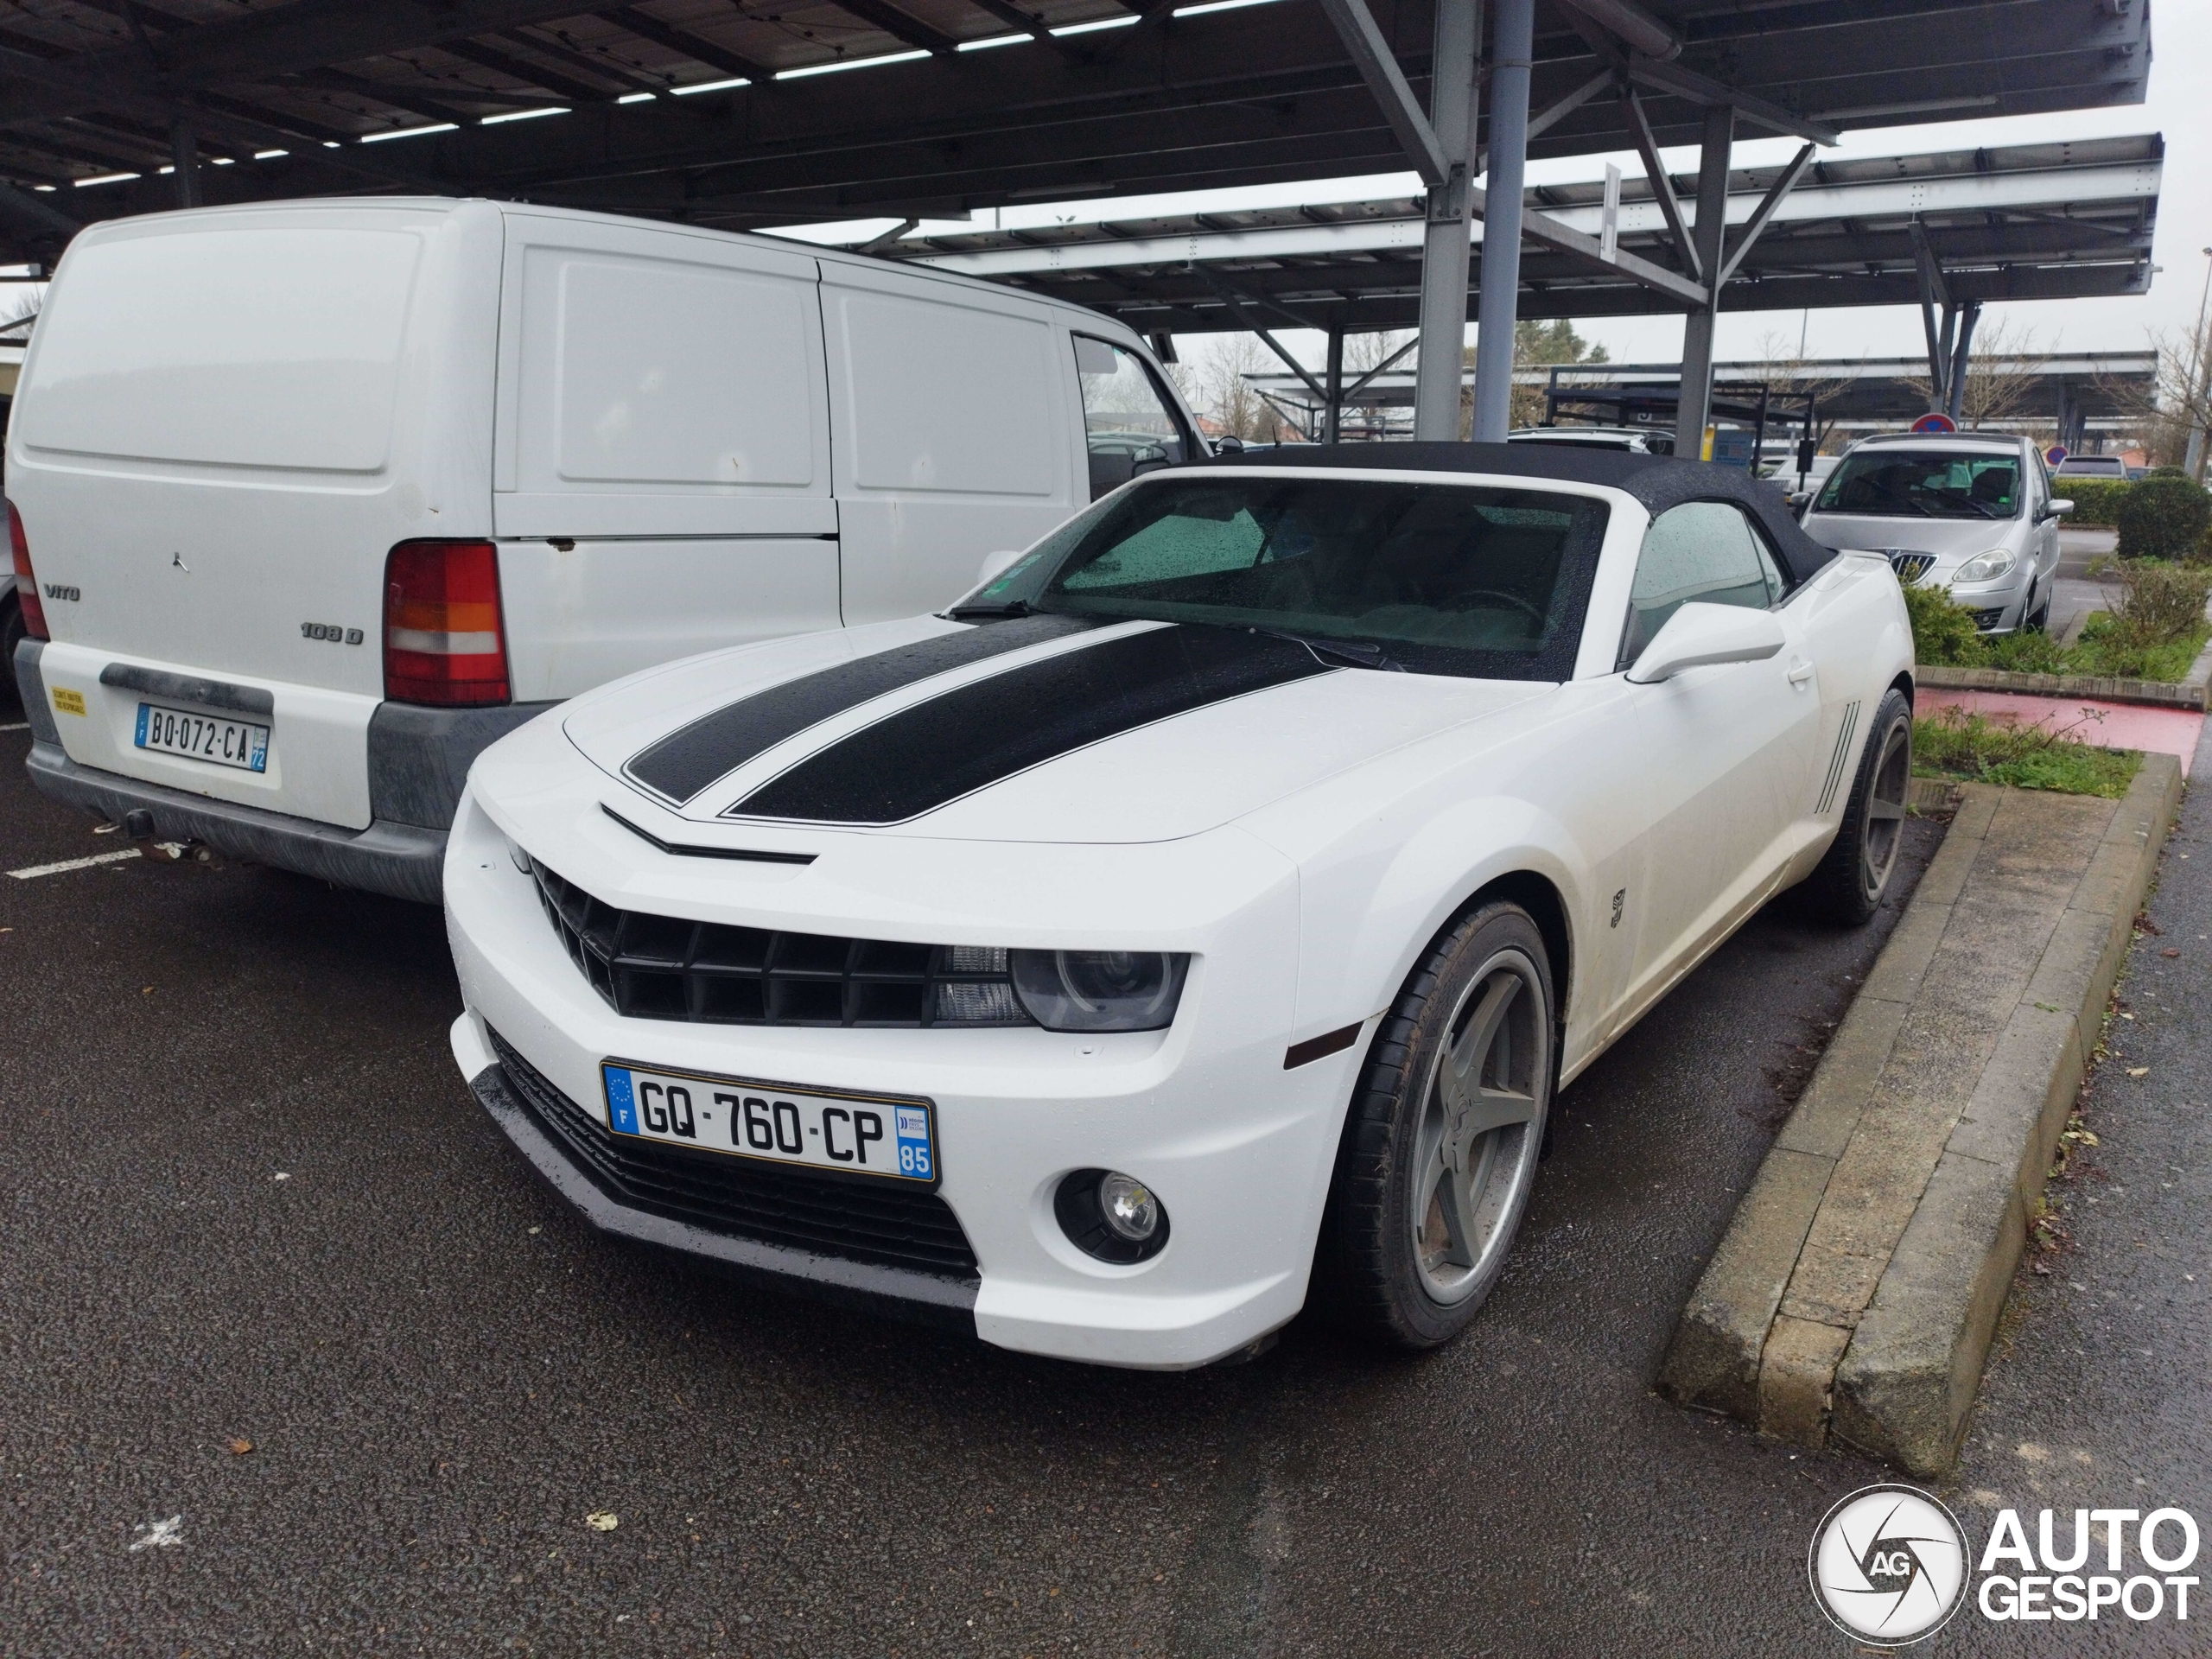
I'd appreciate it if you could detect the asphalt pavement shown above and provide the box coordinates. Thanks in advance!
[1948,715,2212,1658]
[2049,527,2123,644]
[0,716,1960,1657]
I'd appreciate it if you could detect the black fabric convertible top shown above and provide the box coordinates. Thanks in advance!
[1193,442,1839,586]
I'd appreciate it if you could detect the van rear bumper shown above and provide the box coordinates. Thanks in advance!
[15,639,552,905]
[24,741,450,903]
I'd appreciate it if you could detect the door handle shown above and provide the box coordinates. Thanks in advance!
[1787,659,1815,686]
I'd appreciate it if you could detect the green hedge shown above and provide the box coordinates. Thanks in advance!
[2053,478,2133,527]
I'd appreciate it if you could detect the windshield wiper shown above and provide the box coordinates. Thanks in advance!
[1248,625,1407,672]
[944,598,1036,620]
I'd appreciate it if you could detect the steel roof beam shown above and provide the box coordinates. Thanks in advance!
[1626,56,1838,147]
[1495,190,1708,308]
[1198,268,1328,401]
[1713,141,1815,286]
[828,0,962,57]
[1556,0,1678,60]
[601,8,775,83]
[435,37,613,105]
[495,26,671,98]
[1618,87,1699,280]
[1314,0,1449,186]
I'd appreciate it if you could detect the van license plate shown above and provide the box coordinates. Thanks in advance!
[134,702,270,773]
[603,1061,938,1184]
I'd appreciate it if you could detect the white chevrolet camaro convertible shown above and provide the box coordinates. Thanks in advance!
[444,444,1914,1369]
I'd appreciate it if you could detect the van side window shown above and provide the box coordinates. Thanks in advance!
[1073,336,1192,500]
[1618,501,1783,670]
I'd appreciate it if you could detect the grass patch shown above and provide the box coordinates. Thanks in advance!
[2069,613,2212,682]
[1913,706,2143,798]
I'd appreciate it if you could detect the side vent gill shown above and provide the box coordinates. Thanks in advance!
[1815,700,1862,817]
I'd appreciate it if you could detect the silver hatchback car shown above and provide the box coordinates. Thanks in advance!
[1799,432,2071,632]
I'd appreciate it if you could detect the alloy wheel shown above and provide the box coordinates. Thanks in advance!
[1408,948,1550,1306]
[1860,715,1912,903]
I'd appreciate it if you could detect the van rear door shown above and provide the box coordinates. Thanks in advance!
[9,201,500,830]
[491,213,839,697]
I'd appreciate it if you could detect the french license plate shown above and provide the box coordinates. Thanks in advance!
[134,702,270,773]
[601,1061,938,1184]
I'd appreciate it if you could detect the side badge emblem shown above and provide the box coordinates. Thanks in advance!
[1611,889,1626,929]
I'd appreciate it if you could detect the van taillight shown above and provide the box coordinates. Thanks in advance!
[8,499,45,641]
[383,540,509,707]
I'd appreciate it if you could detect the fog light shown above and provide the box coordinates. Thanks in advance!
[1099,1172,1158,1242]
[1054,1166,1170,1264]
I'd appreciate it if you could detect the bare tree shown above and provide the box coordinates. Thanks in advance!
[1746,328,1861,450]
[1177,333,1294,442]
[1900,316,2049,429]
[2100,315,2212,479]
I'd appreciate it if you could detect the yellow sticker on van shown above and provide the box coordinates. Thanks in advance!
[52,688,85,716]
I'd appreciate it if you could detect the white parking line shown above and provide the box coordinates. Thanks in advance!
[8,849,143,880]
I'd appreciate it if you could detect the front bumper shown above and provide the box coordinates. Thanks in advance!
[457,1018,979,1328]
[442,787,1344,1370]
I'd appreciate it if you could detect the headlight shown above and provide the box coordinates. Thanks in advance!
[1010,950,1190,1032]
[1952,549,2017,584]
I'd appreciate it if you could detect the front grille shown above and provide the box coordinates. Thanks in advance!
[527,856,1033,1029]
[1887,551,1937,583]
[489,1028,981,1281]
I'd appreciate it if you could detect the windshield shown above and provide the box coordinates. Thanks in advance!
[961,474,1611,681]
[1813,448,2022,519]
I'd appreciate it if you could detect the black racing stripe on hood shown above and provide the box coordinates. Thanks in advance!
[625,613,1101,804]
[727,624,1336,826]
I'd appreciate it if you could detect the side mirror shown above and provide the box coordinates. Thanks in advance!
[1211,435,1245,455]
[1625,602,1787,685]
[975,548,1024,587]
[2046,497,2075,518]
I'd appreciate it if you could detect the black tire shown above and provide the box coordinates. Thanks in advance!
[1319,900,1554,1350]
[0,594,21,713]
[1803,687,1913,925]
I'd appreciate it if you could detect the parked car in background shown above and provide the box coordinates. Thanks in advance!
[1507,425,1673,455]
[1800,431,2069,632]
[445,444,1913,1368]
[7,199,1197,902]
[2054,454,2130,480]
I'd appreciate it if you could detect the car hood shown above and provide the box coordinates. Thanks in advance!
[1798,512,2023,567]
[558,613,1550,844]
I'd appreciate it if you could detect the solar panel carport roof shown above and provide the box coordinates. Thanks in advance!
[0,0,2152,267]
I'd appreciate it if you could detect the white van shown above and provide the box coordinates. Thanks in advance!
[7,198,1200,901]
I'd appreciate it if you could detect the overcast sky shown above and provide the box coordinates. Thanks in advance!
[779,0,2209,372]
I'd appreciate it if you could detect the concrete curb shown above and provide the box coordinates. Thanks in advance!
[1658,753,2183,1475]
[1915,653,2212,712]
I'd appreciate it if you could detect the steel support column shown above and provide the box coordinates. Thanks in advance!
[1945,301,1981,422]
[1470,0,1532,442]
[170,120,200,209]
[1324,324,1345,444]
[1674,105,1733,459]
[1412,1,1479,442]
